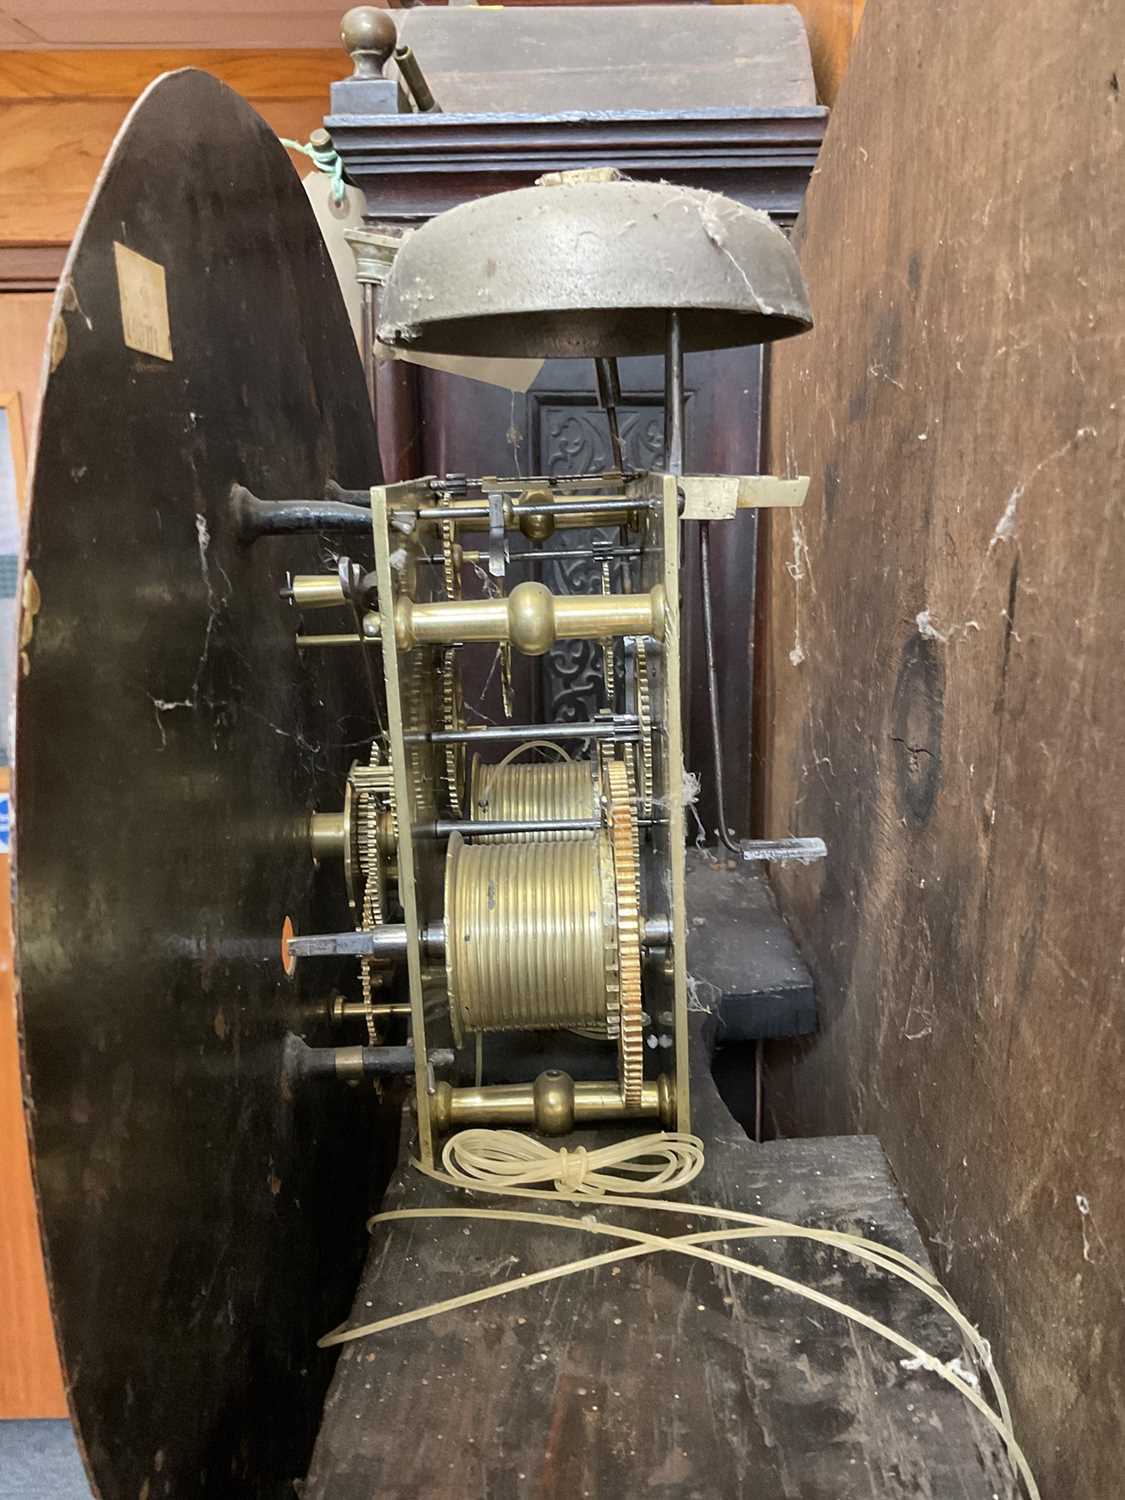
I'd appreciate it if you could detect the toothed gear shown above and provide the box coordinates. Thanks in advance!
[440,504,460,601]
[593,707,616,781]
[599,830,621,1042]
[358,824,386,1044]
[348,748,397,1043]
[350,756,396,867]
[634,640,655,820]
[440,648,466,816]
[600,559,616,705]
[605,757,644,1105]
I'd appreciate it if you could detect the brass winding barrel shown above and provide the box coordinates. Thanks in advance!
[444,832,616,1040]
[469,755,599,841]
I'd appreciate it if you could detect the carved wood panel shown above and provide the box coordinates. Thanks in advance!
[417,346,760,835]
[534,398,669,724]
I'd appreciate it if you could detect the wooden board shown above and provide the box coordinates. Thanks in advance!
[714,0,866,103]
[0,50,341,245]
[305,1018,1017,1499]
[393,4,815,113]
[788,0,865,102]
[760,0,1124,1494]
[0,49,342,99]
[0,861,66,1418]
[0,335,68,1417]
[685,850,817,1040]
[0,294,51,439]
[15,69,386,1499]
[0,10,346,50]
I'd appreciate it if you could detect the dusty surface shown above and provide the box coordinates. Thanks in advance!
[685,850,817,1039]
[761,1,1125,1494]
[307,1025,1016,1499]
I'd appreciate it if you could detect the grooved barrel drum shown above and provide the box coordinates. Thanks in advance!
[469,755,599,841]
[444,832,617,1040]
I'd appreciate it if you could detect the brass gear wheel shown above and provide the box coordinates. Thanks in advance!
[349,750,397,1043]
[599,827,621,1043]
[350,755,396,865]
[605,757,644,1105]
[440,648,466,816]
[358,827,386,1044]
[634,640,655,820]
[600,559,616,705]
[440,507,460,601]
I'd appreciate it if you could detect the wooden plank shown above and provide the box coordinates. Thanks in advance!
[762,0,1124,1495]
[0,246,67,290]
[0,96,327,244]
[0,360,64,1417]
[0,48,342,100]
[305,1020,1018,1499]
[0,17,42,47]
[685,850,817,1040]
[724,0,866,103]
[0,295,50,460]
[0,846,66,1417]
[1,11,343,50]
[394,4,816,114]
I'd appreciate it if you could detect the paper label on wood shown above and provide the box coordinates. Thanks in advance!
[113,243,172,362]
